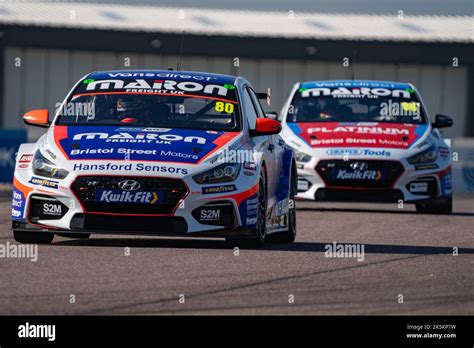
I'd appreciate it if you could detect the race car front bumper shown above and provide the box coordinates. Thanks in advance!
[12,220,257,238]
[296,158,452,203]
[12,173,261,238]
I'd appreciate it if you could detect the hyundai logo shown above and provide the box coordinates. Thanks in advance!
[350,162,368,171]
[118,180,141,191]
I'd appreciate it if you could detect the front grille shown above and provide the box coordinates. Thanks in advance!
[71,214,188,233]
[71,176,188,215]
[406,177,438,198]
[315,188,404,203]
[297,176,311,193]
[29,194,69,222]
[316,160,404,188]
[191,201,236,227]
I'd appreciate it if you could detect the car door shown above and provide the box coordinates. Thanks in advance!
[241,86,273,182]
[245,86,281,214]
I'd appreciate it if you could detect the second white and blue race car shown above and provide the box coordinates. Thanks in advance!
[12,70,297,247]
[279,80,454,214]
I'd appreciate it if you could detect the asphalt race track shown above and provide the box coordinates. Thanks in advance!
[0,194,473,315]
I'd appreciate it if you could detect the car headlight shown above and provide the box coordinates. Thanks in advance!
[295,150,312,163]
[192,163,241,184]
[407,144,438,165]
[415,134,435,149]
[33,151,69,179]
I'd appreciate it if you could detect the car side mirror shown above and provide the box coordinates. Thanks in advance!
[250,118,282,136]
[23,109,50,128]
[432,114,453,128]
[265,112,278,120]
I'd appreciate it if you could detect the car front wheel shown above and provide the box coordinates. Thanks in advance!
[227,170,267,249]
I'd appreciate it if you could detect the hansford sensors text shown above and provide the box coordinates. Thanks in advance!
[72,163,188,175]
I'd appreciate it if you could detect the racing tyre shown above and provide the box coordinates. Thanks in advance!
[415,197,452,214]
[267,163,297,244]
[227,170,267,249]
[56,233,91,239]
[13,230,54,244]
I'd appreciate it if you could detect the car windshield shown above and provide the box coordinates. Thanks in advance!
[287,84,427,125]
[56,77,240,131]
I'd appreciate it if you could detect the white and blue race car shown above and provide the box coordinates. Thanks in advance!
[12,70,297,247]
[279,80,453,214]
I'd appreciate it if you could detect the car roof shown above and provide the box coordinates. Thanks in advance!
[87,69,238,85]
[299,80,413,90]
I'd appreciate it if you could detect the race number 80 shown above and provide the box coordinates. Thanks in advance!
[215,102,234,114]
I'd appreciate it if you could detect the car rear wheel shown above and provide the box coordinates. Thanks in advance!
[13,230,54,244]
[415,197,452,214]
[227,170,267,249]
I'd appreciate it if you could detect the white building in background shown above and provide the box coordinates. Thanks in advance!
[0,0,472,140]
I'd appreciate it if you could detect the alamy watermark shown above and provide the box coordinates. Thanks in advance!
[0,241,38,262]
[18,322,55,341]
[325,242,365,262]
[380,100,421,120]
[55,101,95,120]
[215,147,259,164]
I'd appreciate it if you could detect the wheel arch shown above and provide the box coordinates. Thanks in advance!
[260,160,268,196]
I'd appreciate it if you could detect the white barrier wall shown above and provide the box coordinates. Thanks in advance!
[452,138,474,194]
[3,47,469,138]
